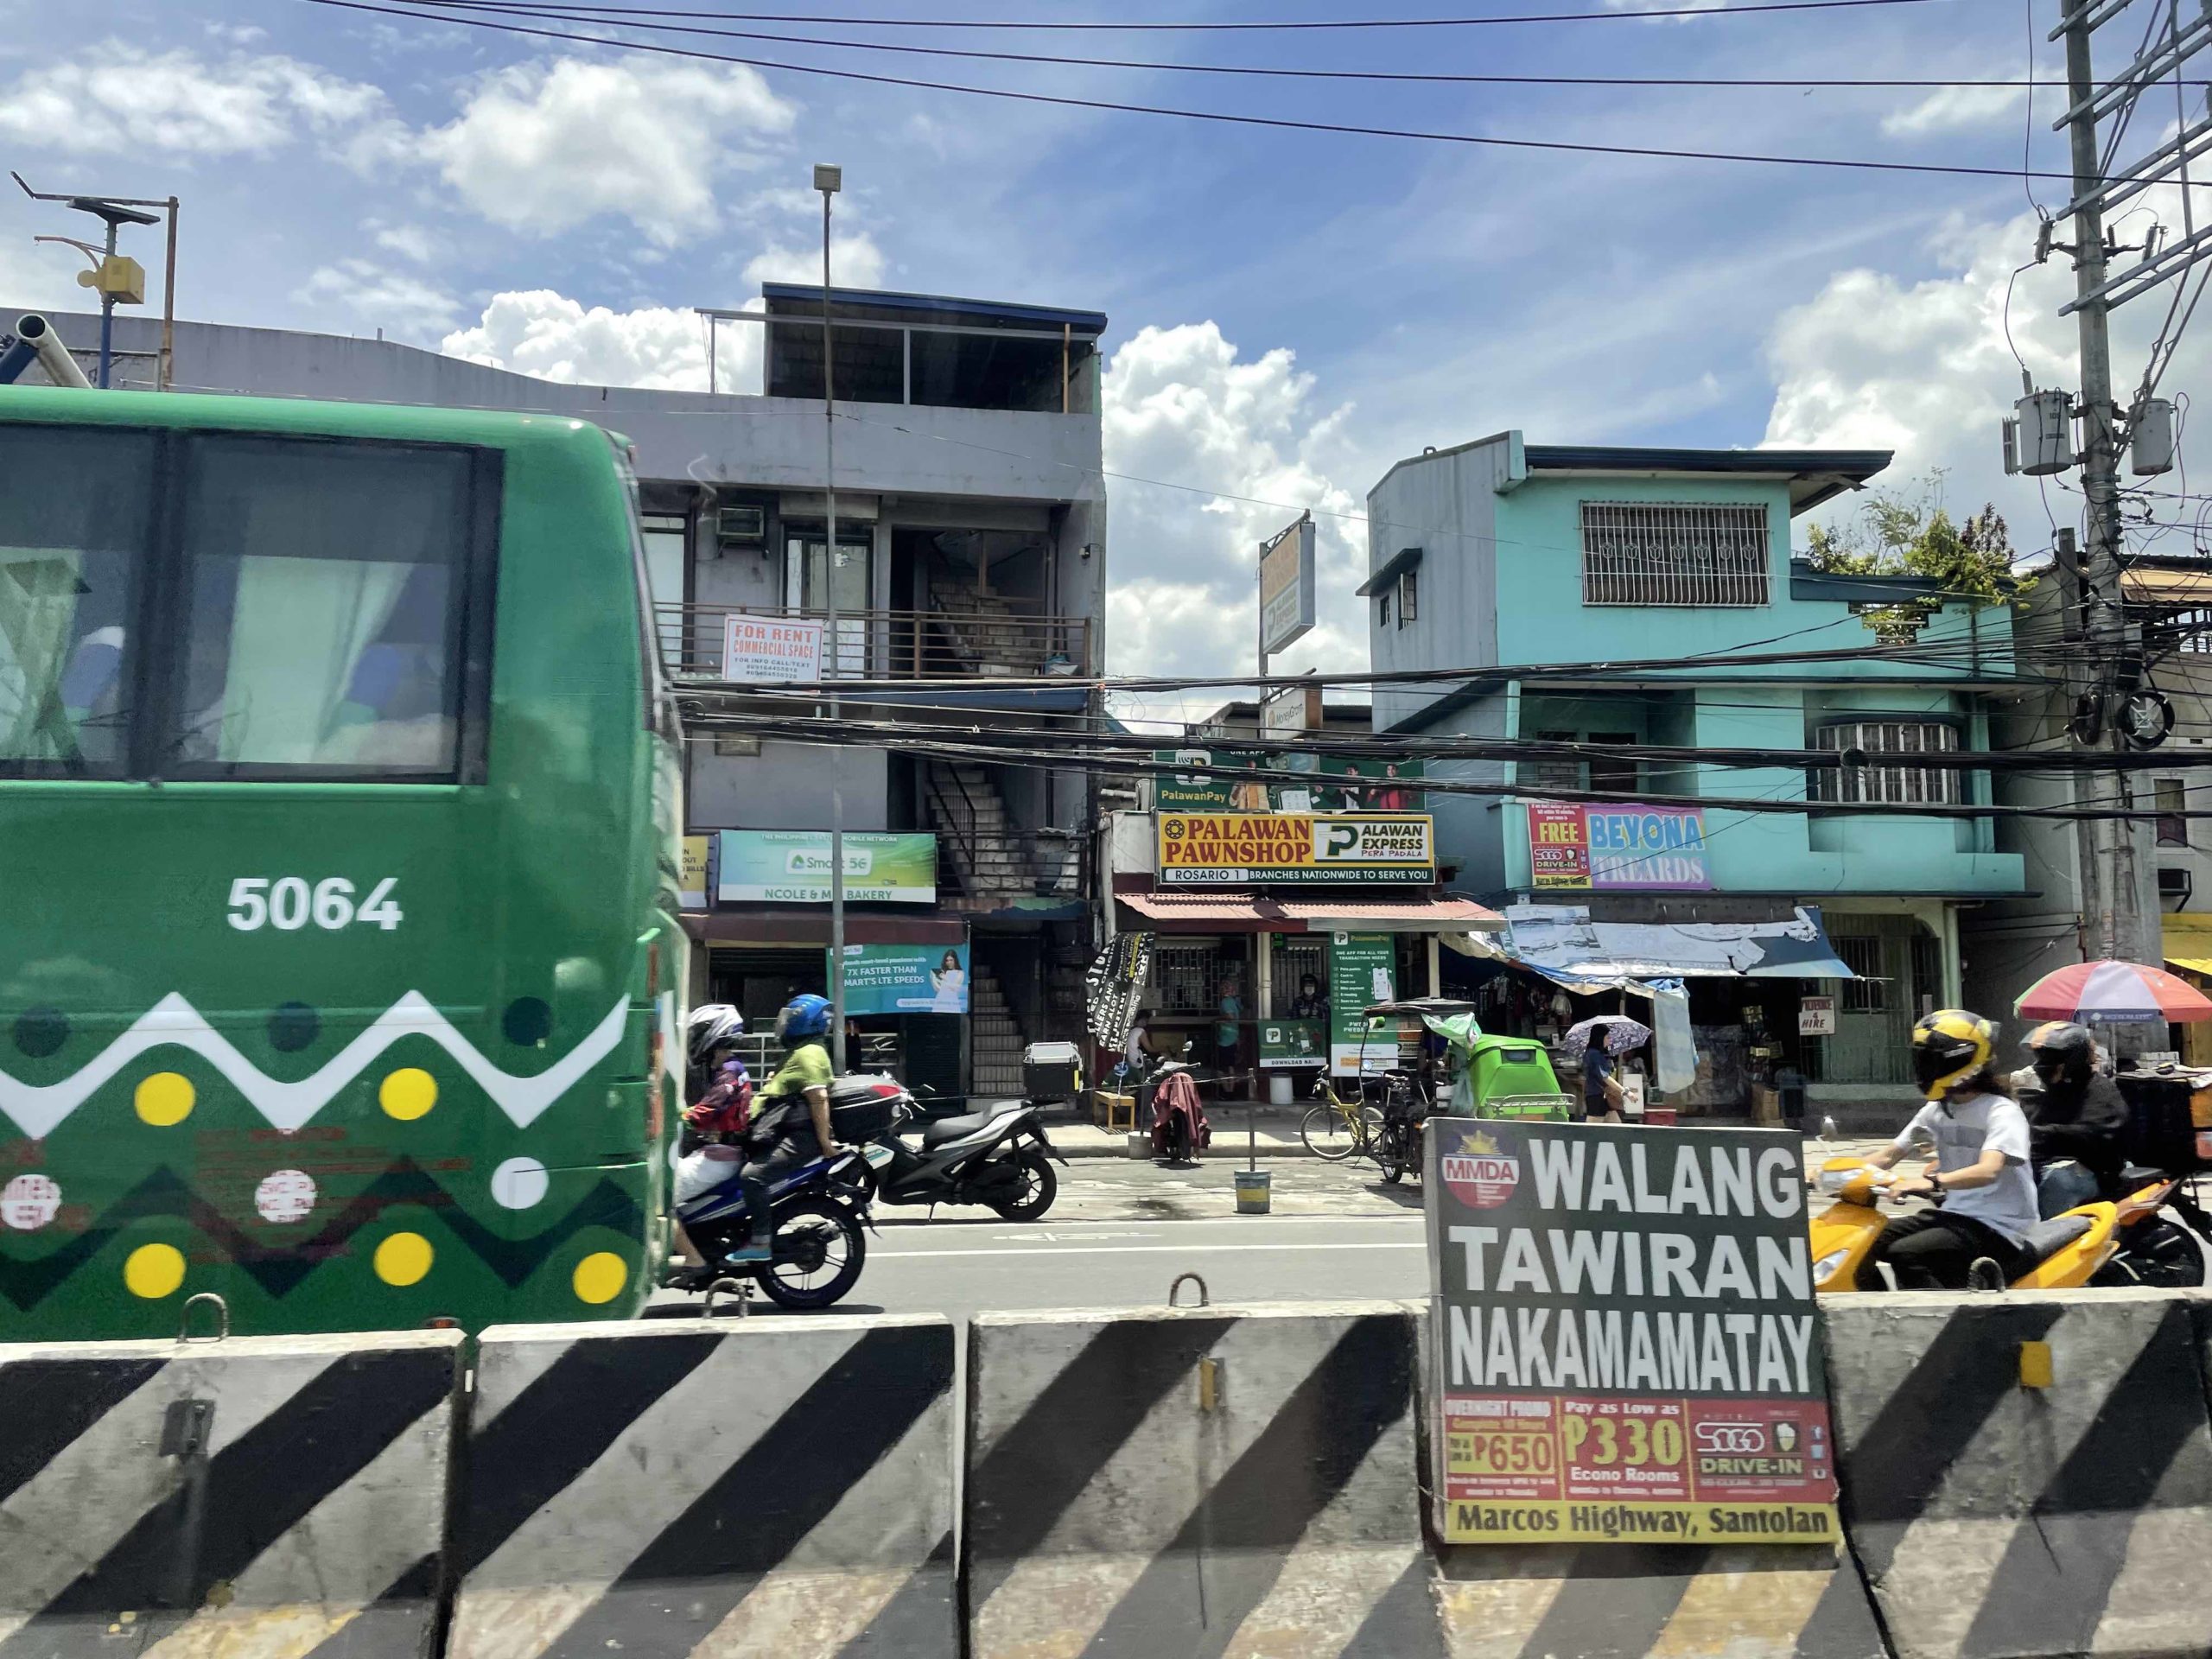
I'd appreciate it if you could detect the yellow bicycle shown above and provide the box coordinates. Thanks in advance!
[1300,1074,1386,1161]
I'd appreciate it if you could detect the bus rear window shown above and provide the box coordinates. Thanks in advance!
[0,427,155,775]
[176,438,473,777]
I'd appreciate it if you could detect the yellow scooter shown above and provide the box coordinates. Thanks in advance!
[1808,1156,2127,1292]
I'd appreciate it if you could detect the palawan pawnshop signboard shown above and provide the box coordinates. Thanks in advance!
[1426,1119,1839,1545]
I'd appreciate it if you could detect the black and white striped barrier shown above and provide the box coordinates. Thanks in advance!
[1430,1541,1886,1658]
[965,1299,1442,1658]
[447,1313,957,1659]
[1825,1288,2212,1659]
[0,1328,463,1659]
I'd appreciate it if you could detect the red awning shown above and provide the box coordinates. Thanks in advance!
[1116,892,1504,934]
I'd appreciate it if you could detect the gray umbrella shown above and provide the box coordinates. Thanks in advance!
[1560,1015,1654,1058]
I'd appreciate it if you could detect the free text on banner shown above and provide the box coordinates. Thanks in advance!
[1425,1118,1839,1545]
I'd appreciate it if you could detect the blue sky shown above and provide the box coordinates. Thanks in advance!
[0,0,2171,692]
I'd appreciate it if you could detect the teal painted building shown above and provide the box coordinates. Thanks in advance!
[1364,432,2028,1095]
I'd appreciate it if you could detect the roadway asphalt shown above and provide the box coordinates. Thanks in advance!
[647,1141,1892,1321]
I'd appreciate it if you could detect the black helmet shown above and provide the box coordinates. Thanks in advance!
[2024,1020,2095,1087]
[1911,1009,1996,1101]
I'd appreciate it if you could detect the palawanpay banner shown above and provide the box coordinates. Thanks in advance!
[1426,1118,1838,1545]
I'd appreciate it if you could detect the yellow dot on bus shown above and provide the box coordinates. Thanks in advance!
[134,1073,194,1127]
[124,1243,185,1299]
[373,1231,433,1287]
[379,1069,437,1121]
[572,1251,628,1305]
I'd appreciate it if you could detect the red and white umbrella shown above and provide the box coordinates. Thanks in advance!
[2015,959,2212,1024]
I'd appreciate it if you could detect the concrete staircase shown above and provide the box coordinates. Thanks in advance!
[970,963,1027,1099]
[926,583,1035,674]
[928,762,1036,904]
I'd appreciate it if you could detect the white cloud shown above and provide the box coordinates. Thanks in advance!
[0,43,386,156]
[1759,201,2212,545]
[417,56,795,246]
[299,259,461,339]
[372,224,439,264]
[441,289,761,392]
[1101,322,1364,682]
[1762,211,2075,522]
[743,234,889,291]
[0,236,90,311]
[1881,81,2028,138]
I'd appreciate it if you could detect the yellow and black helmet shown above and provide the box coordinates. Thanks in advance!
[1911,1009,1997,1100]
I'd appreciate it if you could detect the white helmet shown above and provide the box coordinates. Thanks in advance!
[685,1003,746,1068]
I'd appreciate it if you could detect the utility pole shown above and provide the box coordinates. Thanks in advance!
[2056,3,2159,976]
[817,162,846,1071]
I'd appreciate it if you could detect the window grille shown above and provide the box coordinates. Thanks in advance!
[1833,936,1885,1012]
[1580,501,1770,607]
[1809,721,1964,806]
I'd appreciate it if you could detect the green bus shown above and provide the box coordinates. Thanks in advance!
[0,385,683,1338]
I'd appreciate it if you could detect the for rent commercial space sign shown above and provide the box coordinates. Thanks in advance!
[1426,1118,1838,1545]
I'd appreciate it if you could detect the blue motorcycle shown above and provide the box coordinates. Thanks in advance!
[674,1140,877,1312]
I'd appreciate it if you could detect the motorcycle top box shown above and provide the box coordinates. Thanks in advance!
[829,1077,906,1142]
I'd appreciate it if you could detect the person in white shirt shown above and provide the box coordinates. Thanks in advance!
[1855,1009,2041,1290]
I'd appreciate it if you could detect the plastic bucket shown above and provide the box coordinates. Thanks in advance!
[1235,1168,1273,1213]
[1268,1071,1294,1106]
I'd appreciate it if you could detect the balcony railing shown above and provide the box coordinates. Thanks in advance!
[655,601,1093,683]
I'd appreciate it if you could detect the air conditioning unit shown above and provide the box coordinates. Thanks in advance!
[2159,867,2194,907]
[715,505,766,544]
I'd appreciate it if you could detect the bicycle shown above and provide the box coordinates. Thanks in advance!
[1300,1073,1385,1161]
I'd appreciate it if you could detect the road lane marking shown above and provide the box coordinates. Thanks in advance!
[872,1241,1427,1260]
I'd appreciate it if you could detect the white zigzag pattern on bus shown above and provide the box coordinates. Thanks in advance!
[0,993,632,1141]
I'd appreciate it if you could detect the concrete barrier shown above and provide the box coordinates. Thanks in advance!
[1824,1287,2212,1659]
[1430,1543,1887,1659]
[965,1299,1442,1658]
[447,1313,956,1659]
[0,1327,462,1659]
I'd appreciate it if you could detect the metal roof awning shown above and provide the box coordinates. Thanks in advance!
[1470,901,1857,991]
[1116,892,1506,936]
[2164,914,2212,977]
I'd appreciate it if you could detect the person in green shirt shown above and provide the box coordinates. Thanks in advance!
[729,993,843,1263]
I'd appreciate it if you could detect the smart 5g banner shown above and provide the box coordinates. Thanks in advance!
[1426,1118,1839,1545]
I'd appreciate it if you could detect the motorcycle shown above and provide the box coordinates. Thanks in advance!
[853,1077,1070,1220]
[1147,1060,1211,1164]
[1808,1154,2125,1292]
[2089,1161,2212,1287]
[673,1139,876,1312]
[1370,1071,1427,1185]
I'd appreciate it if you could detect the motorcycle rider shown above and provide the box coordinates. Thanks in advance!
[725,994,845,1265]
[670,1005,751,1286]
[2013,1021,2129,1215]
[1854,1009,2040,1290]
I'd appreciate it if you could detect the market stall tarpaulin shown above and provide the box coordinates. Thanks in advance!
[1426,1117,1838,1545]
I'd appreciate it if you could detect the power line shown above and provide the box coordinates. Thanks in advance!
[314,0,2196,192]
[403,0,1988,31]
[681,707,2212,819]
[408,0,2175,90]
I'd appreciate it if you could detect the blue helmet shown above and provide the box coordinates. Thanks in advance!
[777,993,832,1043]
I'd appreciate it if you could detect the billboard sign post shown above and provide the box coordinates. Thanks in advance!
[1259,512,1317,659]
[1426,1117,1840,1545]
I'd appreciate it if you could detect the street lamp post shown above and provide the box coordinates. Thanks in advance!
[817,162,847,1071]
